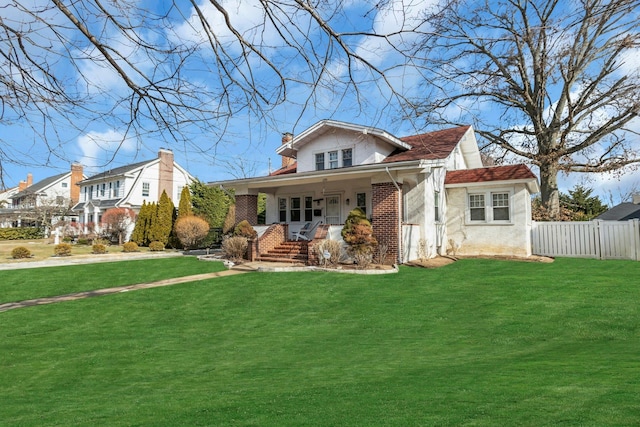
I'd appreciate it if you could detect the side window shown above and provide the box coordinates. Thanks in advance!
[469,194,486,221]
[434,191,440,222]
[492,193,510,221]
[142,182,150,197]
[315,153,325,171]
[278,198,287,222]
[356,192,367,215]
[290,197,301,222]
[304,196,313,222]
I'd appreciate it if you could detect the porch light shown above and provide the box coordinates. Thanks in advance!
[346,198,350,205]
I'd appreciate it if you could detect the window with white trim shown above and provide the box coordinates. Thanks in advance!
[434,191,440,222]
[342,149,352,167]
[329,151,339,169]
[468,191,512,223]
[290,197,301,222]
[356,192,367,215]
[278,197,287,222]
[142,182,150,197]
[315,153,325,171]
[304,196,313,222]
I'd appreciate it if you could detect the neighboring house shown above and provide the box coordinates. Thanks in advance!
[210,120,539,264]
[0,165,85,230]
[595,194,640,221]
[72,149,193,231]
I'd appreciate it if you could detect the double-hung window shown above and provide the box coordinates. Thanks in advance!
[142,182,150,197]
[468,191,511,223]
[329,151,339,169]
[278,198,287,222]
[290,197,301,222]
[356,192,367,215]
[469,194,486,221]
[315,153,325,171]
[304,196,313,222]
[434,191,440,222]
[342,149,352,167]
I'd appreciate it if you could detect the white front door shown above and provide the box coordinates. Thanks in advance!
[325,195,341,224]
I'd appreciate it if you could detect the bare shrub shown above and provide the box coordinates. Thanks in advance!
[313,239,343,266]
[222,236,248,261]
[374,241,390,265]
[350,247,374,269]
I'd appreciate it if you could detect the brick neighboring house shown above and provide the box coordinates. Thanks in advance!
[209,120,539,264]
[0,164,85,230]
[72,149,193,236]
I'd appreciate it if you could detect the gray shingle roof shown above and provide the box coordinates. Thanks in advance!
[80,159,153,183]
[12,172,69,199]
[595,203,640,221]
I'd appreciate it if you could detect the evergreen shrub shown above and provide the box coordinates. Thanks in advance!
[149,241,165,252]
[122,242,139,253]
[11,246,32,259]
[54,243,72,257]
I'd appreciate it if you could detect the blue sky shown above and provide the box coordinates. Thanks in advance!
[1,0,638,204]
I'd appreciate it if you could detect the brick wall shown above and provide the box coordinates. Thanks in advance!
[157,149,174,200]
[235,194,258,225]
[371,181,402,264]
[257,223,288,257]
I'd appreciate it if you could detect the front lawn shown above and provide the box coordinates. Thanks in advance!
[0,257,226,303]
[1,258,639,426]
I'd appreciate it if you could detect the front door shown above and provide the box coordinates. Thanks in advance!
[325,195,341,224]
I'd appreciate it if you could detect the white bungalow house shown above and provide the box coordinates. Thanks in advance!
[72,149,193,235]
[0,165,85,231]
[210,120,539,264]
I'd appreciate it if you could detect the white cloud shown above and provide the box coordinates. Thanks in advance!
[77,129,136,173]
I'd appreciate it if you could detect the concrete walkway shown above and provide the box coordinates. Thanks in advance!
[0,269,248,313]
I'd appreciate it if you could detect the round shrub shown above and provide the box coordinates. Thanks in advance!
[122,241,139,253]
[11,246,31,259]
[92,243,107,254]
[149,241,165,252]
[77,238,90,245]
[54,243,72,257]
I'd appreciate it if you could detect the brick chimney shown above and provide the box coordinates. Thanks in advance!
[158,149,174,200]
[18,173,33,191]
[70,163,83,204]
[633,194,640,205]
[281,133,295,169]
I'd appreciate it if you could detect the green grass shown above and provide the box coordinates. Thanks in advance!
[1,258,639,426]
[0,257,226,303]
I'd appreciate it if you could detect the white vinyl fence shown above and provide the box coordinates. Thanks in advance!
[532,219,640,260]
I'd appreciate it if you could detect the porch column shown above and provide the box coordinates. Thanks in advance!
[371,181,402,264]
[235,194,258,226]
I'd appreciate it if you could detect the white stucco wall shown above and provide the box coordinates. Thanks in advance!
[295,129,396,173]
[445,183,533,257]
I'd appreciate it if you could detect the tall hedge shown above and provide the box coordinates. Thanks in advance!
[177,186,193,218]
[131,201,152,245]
[147,190,174,245]
[0,227,44,240]
[190,179,233,228]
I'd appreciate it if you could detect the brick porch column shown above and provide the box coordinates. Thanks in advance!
[235,194,258,226]
[371,181,402,264]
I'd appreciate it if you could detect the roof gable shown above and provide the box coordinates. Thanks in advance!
[383,126,471,163]
[12,172,69,198]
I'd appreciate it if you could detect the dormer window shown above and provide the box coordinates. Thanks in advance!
[315,153,325,171]
[329,151,338,169]
[342,149,352,167]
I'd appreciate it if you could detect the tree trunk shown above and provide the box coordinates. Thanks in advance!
[539,162,560,220]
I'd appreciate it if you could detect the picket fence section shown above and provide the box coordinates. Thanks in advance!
[532,219,640,261]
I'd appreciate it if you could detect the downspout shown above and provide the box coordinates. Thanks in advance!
[385,167,403,264]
